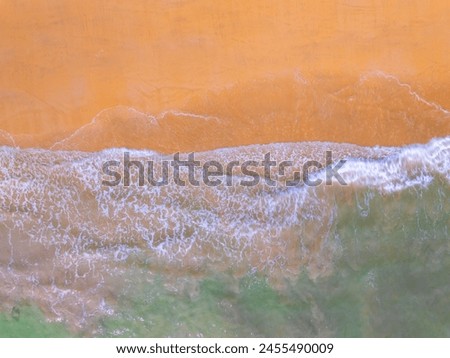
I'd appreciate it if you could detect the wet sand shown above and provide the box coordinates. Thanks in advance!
[0,0,449,150]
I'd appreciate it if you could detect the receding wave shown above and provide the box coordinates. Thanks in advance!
[1,72,449,152]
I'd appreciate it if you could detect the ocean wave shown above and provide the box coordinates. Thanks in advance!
[0,137,448,329]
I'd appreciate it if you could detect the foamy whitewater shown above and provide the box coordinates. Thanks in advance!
[0,137,448,336]
[1,0,450,338]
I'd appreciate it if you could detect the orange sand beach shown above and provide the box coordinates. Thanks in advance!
[0,0,449,152]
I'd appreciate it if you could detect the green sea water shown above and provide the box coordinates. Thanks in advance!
[2,180,448,337]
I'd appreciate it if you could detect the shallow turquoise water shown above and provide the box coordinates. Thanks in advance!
[2,180,448,337]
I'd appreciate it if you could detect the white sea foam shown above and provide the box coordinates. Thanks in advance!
[0,137,448,326]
